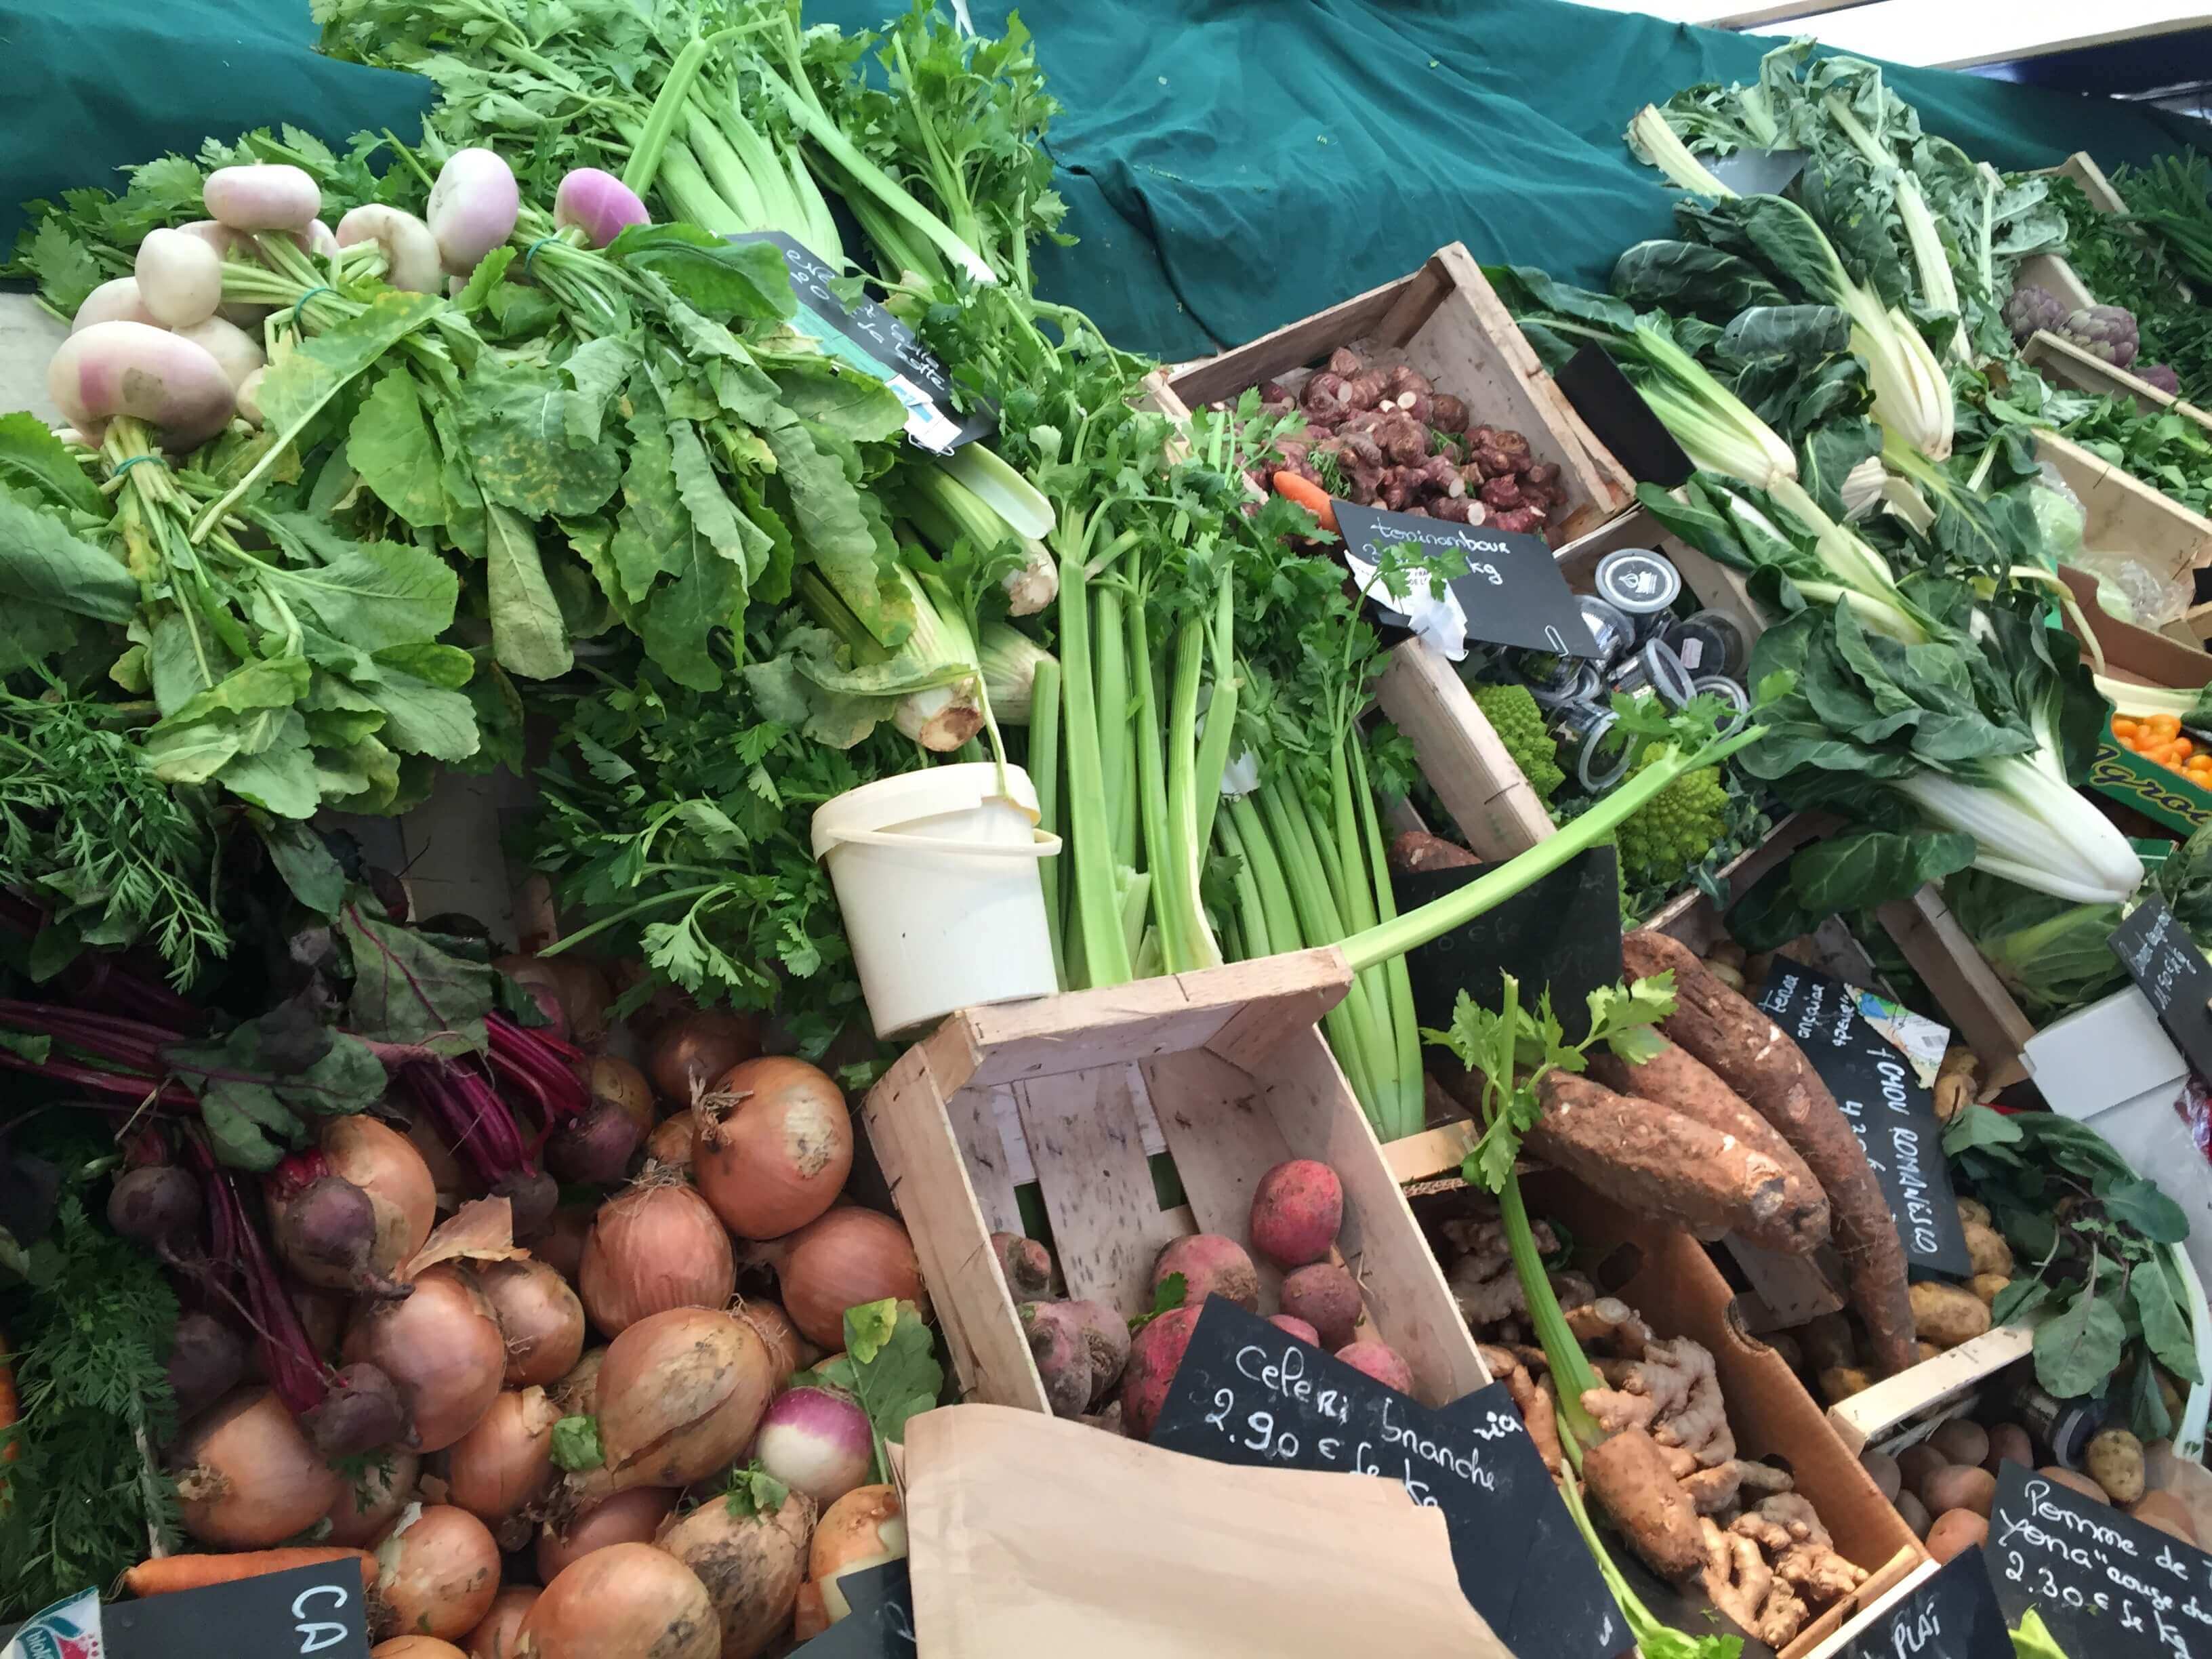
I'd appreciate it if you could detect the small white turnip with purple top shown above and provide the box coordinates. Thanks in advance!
[334,204,443,294]
[203,163,321,232]
[753,1384,872,1507]
[71,277,156,333]
[173,316,265,392]
[134,228,222,328]
[554,168,649,249]
[48,321,235,451]
[428,147,520,274]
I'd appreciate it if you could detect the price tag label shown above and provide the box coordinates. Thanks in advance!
[1988,1461,2212,1657]
[91,1559,369,1659]
[728,231,993,453]
[1839,1551,2010,1659]
[1149,1298,1627,1659]
[2110,893,2212,1085]
[1333,500,1601,657]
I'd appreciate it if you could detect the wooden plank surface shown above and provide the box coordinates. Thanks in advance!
[1876,886,2036,1092]
[921,949,1351,1094]
[1251,1027,1492,1402]
[1013,1065,1177,1314]
[2023,330,2212,432]
[1825,1324,2039,1456]
[863,1048,1049,1410]
[2017,251,2095,314]
[1374,639,1554,860]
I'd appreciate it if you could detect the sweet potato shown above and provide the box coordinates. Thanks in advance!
[1121,1306,1201,1440]
[1279,1263,1362,1351]
[1624,930,1919,1375]
[1584,1427,1706,1581]
[1923,1465,1996,1519]
[1898,1444,1950,1503]
[1334,1341,1412,1393]
[1530,1073,1810,1251]
[1927,1510,1987,1562]
[1929,1420,1988,1469]
[1151,1235,1258,1313]
[1248,1160,1343,1268]
[1985,1424,2032,1474]
[1588,1046,1830,1253]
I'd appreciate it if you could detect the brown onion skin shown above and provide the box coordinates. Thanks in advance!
[407,1115,470,1208]
[520,1543,717,1659]
[344,1265,506,1452]
[550,1348,606,1417]
[694,1057,853,1241]
[657,1486,817,1659]
[311,1116,437,1284]
[733,1299,806,1380]
[645,1010,760,1105]
[326,1448,421,1547]
[174,1387,342,1548]
[477,1258,586,1387]
[578,1180,734,1336]
[644,1111,697,1173]
[464,1586,539,1659]
[775,1209,928,1349]
[374,1504,501,1641]
[533,1488,678,1583]
[573,1309,775,1502]
[445,1389,560,1524]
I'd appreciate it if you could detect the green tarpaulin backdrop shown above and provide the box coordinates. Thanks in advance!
[11,0,2212,361]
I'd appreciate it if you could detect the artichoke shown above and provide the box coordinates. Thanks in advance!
[2003,283,2068,344]
[2060,304,2140,368]
[2139,362,2183,396]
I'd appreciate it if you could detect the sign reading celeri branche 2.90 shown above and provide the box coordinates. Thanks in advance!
[1756,960,1973,1279]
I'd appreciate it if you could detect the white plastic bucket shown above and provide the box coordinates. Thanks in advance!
[813,762,1060,1038]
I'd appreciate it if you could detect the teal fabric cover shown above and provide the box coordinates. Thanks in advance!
[7,0,2209,361]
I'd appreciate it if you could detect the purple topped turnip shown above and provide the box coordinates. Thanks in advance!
[174,316,265,392]
[203,163,321,232]
[48,321,234,451]
[334,204,444,294]
[428,148,520,274]
[71,277,156,333]
[554,168,650,249]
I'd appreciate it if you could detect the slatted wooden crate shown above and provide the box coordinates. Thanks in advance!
[2021,329,2212,435]
[2036,428,2212,643]
[861,947,1492,1413]
[1822,1325,2039,1458]
[1148,243,1636,543]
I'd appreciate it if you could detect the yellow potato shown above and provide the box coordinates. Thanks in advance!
[2086,1429,2146,1505]
[1910,1282,1992,1349]
[1963,1221,2014,1279]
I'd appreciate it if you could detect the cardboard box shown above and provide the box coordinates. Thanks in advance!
[2059,563,2212,834]
[1516,1172,1928,1659]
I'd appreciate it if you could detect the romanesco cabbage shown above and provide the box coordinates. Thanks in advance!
[1614,748,1728,889]
[1470,682,1564,801]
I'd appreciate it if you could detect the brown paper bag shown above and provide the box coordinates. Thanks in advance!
[902,1404,1515,1658]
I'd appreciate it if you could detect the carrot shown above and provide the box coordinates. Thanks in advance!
[123,1547,377,1599]
[1271,470,1338,533]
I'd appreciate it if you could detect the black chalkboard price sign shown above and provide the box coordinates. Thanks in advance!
[1755,960,1973,1279]
[790,1559,916,1658]
[726,230,993,454]
[26,1558,374,1659]
[2110,893,2212,1086]
[1149,1297,1627,1659]
[1839,1551,2011,1659]
[1333,499,1603,657]
[1988,1460,2212,1656]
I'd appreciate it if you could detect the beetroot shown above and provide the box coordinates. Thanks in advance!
[1279,1263,1361,1350]
[1248,1160,1343,1269]
[1336,1340,1413,1394]
[1062,1300,1130,1404]
[1268,1315,1321,1347]
[991,1231,1052,1300]
[108,1165,203,1258]
[167,1313,247,1423]
[302,1361,406,1457]
[270,1174,408,1300]
[546,1095,644,1185]
[1020,1303,1092,1418]
[1121,1306,1202,1439]
[1151,1235,1258,1313]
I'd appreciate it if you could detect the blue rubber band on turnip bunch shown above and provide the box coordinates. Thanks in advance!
[291,285,335,332]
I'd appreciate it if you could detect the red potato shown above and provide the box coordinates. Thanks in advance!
[1278,1263,1361,1351]
[1121,1307,1202,1440]
[1249,1160,1343,1268]
[1269,1315,1321,1345]
[1151,1235,1258,1313]
[1335,1341,1412,1393]
[1019,1303,1092,1418]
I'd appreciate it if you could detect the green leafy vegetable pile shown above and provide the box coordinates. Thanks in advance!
[1945,1105,2201,1437]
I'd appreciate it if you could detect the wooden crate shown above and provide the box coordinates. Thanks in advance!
[1155,243,1636,542]
[1823,1324,2039,1458]
[2036,428,2212,643]
[861,947,1492,1413]
[1523,1173,1928,1659]
[2020,329,2212,434]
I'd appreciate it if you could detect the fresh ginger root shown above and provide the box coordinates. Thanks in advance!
[1582,1336,1736,1467]
[1679,1457,1795,1516]
[1443,1214,1554,1328]
[1564,1295,1652,1358]
[1733,1494,1868,1608]
[1479,1344,1561,1474]
[1703,1519,1810,1648]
